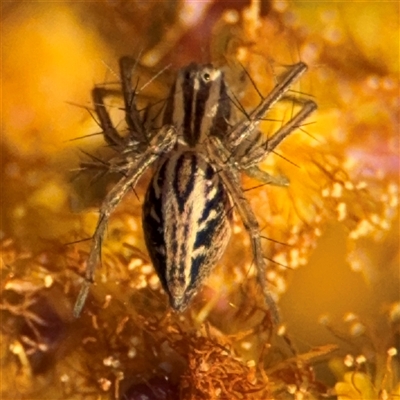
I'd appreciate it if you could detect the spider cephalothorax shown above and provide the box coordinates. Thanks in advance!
[74,57,317,324]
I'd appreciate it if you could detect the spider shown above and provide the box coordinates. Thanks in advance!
[73,56,317,323]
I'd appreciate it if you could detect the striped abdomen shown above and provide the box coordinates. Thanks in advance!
[142,150,232,310]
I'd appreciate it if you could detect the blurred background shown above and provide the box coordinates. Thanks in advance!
[1,1,399,399]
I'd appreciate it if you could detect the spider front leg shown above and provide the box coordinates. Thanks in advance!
[241,96,317,184]
[73,125,177,317]
[262,97,317,159]
[228,62,316,168]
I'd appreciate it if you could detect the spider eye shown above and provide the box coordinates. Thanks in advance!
[202,72,210,81]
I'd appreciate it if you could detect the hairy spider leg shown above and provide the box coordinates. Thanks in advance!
[119,56,149,142]
[243,97,317,183]
[205,63,317,323]
[227,63,317,186]
[92,86,125,147]
[228,62,310,152]
[218,158,280,324]
[73,125,177,317]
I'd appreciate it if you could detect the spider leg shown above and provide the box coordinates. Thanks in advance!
[239,96,317,168]
[119,56,148,142]
[228,62,311,151]
[73,125,177,317]
[92,86,125,147]
[207,136,280,324]
[245,166,289,187]
[220,166,280,324]
[264,97,317,154]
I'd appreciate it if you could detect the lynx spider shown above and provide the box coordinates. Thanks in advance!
[73,56,317,323]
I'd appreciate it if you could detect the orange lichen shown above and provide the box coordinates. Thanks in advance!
[328,313,400,400]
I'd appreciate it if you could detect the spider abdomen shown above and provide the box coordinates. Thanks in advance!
[143,150,232,311]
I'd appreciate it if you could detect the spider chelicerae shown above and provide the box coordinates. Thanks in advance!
[73,56,317,323]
